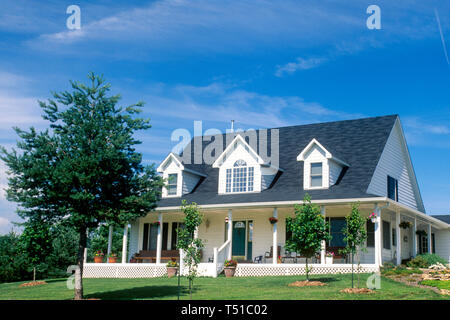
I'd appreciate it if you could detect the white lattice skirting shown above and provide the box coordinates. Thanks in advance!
[83,263,379,278]
[235,264,379,277]
[83,263,167,278]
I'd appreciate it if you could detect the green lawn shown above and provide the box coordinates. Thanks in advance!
[0,274,448,300]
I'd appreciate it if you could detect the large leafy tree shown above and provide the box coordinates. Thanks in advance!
[341,203,368,288]
[285,194,330,281]
[0,73,163,299]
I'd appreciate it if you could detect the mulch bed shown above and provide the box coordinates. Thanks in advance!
[19,281,47,288]
[340,288,374,294]
[288,281,327,287]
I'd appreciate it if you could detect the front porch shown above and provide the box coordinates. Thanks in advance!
[83,199,447,278]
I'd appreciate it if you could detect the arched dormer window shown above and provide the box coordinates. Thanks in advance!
[225,159,254,193]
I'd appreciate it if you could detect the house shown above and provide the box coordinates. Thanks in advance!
[83,114,450,278]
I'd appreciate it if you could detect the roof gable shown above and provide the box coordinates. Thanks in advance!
[212,134,264,168]
[297,138,350,166]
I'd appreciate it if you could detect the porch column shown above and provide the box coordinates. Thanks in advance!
[227,209,232,260]
[106,225,113,263]
[272,207,278,264]
[428,224,432,254]
[320,206,326,264]
[395,211,401,265]
[412,218,417,257]
[121,224,128,264]
[374,205,382,267]
[156,213,163,264]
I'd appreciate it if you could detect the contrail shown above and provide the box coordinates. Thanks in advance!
[434,8,450,67]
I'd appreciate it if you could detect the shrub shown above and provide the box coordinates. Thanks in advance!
[381,267,422,276]
[408,254,448,268]
[407,255,429,268]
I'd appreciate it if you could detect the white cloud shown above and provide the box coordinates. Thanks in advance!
[142,82,362,129]
[275,57,327,77]
[0,217,12,234]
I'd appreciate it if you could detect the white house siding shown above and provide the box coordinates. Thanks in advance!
[261,175,276,190]
[329,160,343,186]
[435,229,450,262]
[182,171,201,195]
[367,120,420,211]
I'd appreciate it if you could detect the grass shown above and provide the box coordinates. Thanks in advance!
[420,280,450,291]
[0,274,449,300]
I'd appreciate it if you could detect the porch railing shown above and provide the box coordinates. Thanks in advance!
[213,239,231,277]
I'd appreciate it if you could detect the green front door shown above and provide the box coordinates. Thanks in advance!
[232,221,246,257]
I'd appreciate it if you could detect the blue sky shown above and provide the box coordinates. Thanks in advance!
[0,0,449,233]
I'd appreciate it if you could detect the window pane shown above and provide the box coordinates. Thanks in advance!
[248,167,254,191]
[226,169,231,193]
[329,218,346,247]
[383,221,391,249]
[168,174,177,184]
[234,159,247,167]
[168,185,177,195]
[311,175,322,187]
[387,176,398,201]
[311,163,322,175]
[233,167,247,192]
[168,174,178,195]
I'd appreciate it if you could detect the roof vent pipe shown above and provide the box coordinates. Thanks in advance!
[230,120,235,133]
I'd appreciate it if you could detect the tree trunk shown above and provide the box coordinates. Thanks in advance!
[351,251,354,288]
[33,267,36,282]
[74,226,87,300]
[305,257,309,281]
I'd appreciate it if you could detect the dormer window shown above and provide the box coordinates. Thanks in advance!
[167,174,178,195]
[225,160,254,193]
[310,162,323,187]
[297,138,349,190]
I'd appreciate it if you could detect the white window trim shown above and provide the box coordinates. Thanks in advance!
[297,138,348,190]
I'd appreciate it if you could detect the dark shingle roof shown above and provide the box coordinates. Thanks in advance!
[432,215,450,224]
[157,115,398,208]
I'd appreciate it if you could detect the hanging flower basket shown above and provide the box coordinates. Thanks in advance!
[151,221,160,226]
[399,221,412,229]
[269,217,278,224]
[416,230,427,237]
[368,212,377,223]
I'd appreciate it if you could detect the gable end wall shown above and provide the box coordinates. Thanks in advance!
[367,120,421,211]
